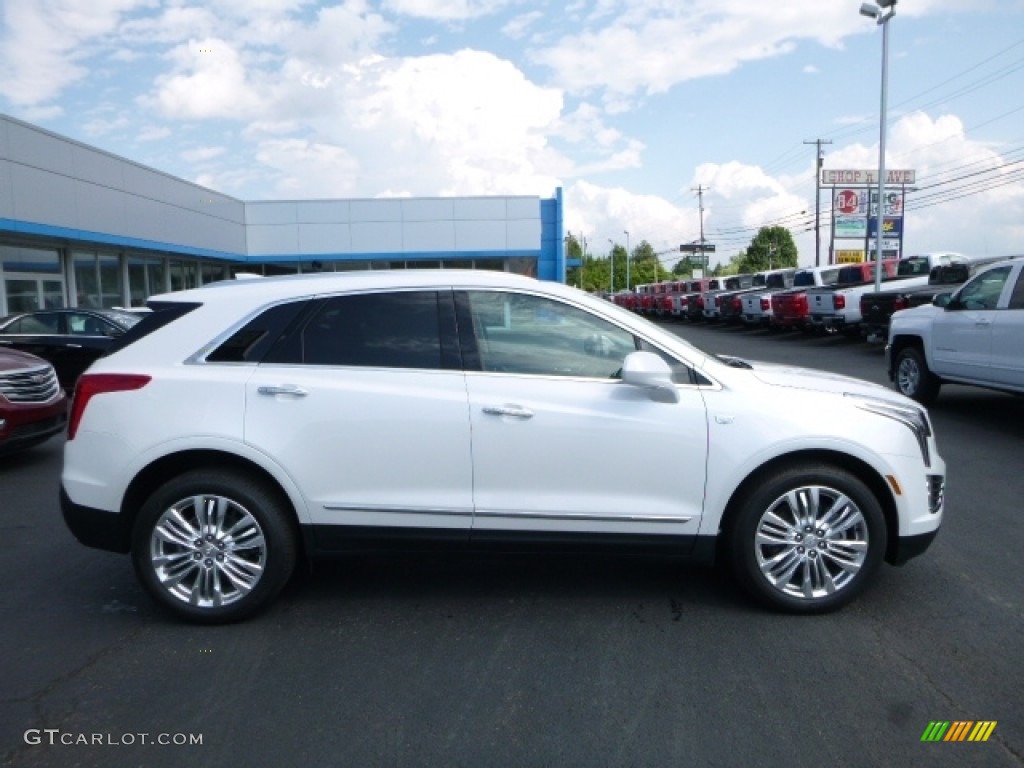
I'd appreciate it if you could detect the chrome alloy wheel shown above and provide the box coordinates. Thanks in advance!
[754,486,869,600]
[896,356,921,396]
[149,494,267,608]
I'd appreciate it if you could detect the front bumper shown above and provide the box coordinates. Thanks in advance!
[888,529,940,565]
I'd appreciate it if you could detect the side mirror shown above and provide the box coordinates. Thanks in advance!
[621,351,679,403]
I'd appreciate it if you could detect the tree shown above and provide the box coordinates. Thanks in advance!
[738,226,799,273]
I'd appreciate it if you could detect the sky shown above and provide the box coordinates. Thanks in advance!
[1,0,1023,270]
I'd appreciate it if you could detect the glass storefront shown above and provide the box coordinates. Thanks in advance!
[73,250,124,308]
[1,245,65,314]
[127,255,167,307]
[169,259,199,292]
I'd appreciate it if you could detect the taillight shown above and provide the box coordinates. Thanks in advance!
[68,373,151,440]
[697,297,705,308]
[761,297,770,311]
[731,297,742,310]
[835,295,846,310]
[894,297,907,311]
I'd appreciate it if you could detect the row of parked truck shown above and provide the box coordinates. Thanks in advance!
[610,252,997,341]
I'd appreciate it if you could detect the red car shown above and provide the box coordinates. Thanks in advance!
[0,348,68,454]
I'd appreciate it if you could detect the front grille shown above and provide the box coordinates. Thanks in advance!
[927,475,945,515]
[0,365,61,403]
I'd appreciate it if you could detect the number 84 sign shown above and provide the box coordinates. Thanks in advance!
[834,189,903,217]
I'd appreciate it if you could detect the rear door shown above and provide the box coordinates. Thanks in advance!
[989,263,1024,388]
[244,289,474,547]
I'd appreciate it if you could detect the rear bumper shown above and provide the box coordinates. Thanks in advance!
[60,486,132,553]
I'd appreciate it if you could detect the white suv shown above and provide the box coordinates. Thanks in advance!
[61,270,945,623]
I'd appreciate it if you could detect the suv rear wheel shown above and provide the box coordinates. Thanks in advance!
[729,464,886,614]
[131,469,297,624]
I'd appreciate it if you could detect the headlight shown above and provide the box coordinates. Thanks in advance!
[845,393,932,466]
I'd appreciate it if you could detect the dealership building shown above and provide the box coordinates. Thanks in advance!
[0,114,568,316]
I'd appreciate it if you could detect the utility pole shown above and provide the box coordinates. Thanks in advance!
[804,138,832,267]
[692,185,709,273]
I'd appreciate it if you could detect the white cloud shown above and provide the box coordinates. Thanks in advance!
[325,49,565,195]
[181,146,227,162]
[529,0,949,96]
[255,139,361,198]
[145,38,263,120]
[381,0,511,21]
[0,0,150,105]
[564,180,699,258]
[502,11,544,40]
[137,125,171,141]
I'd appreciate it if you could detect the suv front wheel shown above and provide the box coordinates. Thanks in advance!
[729,464,887,614]
[894,346,941,405]
[131,469,298,624]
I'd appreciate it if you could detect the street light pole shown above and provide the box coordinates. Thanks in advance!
[607,238,615,294]
[860,0,896,293]
[624,230,630,290]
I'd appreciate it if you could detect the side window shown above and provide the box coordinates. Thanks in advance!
[67,313,110,336]
[1008,269,1024,310]
[302,291,443,369]
[208,300,311,363]
[957,266,1011,311]
[11,313,60,334]
[461,291,636,378]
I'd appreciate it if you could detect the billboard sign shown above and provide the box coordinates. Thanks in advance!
[833,189,903,217]
[835,216,866,238]
[868,217,903,238]
[822,169,916,185]
[836,250,865,263]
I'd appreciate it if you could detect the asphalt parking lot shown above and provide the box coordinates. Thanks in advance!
[2,319,1022,768]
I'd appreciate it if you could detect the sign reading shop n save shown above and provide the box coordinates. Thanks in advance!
[822,169,916,185]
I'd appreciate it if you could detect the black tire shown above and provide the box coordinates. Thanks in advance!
[131,469,298,624]
[729,464,887,614]
[894,346,941,405]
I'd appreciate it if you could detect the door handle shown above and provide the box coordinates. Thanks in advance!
[974,318,991,327]
[67,343,82,348]
[482,405,534,419]
[257,385,308,397]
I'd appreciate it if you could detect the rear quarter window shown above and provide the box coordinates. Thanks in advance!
[105,302,203,356]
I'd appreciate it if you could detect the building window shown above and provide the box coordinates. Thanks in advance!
[127,255,166,306]
[169,259,199,292]
[73,250,124,308]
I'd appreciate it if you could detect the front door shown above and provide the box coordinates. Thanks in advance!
[457,290,708,545]
[932,265,1013,381]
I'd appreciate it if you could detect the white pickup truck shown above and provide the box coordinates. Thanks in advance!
[808,254,967,336]
[887,256,1024,404]
[741,265,840,327]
